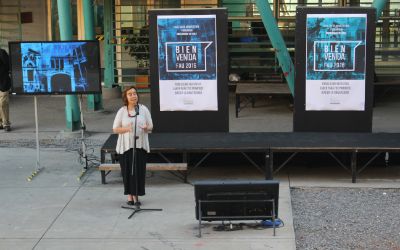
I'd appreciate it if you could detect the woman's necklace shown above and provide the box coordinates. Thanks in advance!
[127,105,137,118]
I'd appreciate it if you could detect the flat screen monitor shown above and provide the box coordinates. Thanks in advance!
[9,40,101,95]
[194,180,279,221]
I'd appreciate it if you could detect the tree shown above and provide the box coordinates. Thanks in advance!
[125,25,149,68]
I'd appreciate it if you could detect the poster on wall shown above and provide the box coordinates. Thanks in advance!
[306,14,367,111]
[157,15,217,111]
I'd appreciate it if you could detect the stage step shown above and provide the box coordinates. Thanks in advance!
[98,163,188,184]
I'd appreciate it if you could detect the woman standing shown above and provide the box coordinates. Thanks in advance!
[113,86,153,206]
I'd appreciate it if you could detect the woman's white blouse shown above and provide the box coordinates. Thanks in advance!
[112,104,153,154]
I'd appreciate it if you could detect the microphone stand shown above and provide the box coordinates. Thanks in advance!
[121,104,162,219]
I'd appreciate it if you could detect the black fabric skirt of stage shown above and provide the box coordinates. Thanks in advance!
[118,148,147,196]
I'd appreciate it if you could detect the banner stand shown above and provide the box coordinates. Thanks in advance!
[293,7,376,132]
[76,94,90,181]
[27,96,43,181]
[149,8,229,133]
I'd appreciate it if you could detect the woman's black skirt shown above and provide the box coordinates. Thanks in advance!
[118,148,147,196]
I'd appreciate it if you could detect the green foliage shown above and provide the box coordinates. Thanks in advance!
[125,25,149,67]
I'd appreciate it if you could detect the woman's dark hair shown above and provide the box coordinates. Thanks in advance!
[122,86,139,106]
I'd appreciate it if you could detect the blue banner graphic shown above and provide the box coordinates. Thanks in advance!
[306,15,366,80]
[157,16,216,80]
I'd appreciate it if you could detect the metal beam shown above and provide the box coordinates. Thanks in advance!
[372,0,389,21]
[254,0,390,97]
[255,0,295,96]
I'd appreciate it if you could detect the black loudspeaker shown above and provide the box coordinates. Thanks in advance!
[194,180,279,221]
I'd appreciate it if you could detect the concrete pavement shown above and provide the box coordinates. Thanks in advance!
[1,90,400,249]
[0,93,296,250]
[0,147,295,250]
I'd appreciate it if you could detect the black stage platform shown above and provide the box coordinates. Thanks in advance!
[101,132,400,183]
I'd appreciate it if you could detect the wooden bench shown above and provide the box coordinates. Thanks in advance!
[235,83,292,117]
[98,163,188,184]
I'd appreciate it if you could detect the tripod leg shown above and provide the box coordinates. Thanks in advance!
[125,207,162,219]
[128,209,138,219]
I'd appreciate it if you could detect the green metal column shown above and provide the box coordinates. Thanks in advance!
[83,0,103,111]
[372,0,388,21]
[58,0,81,131]
[255,0,294,96]
[103,0,114,88]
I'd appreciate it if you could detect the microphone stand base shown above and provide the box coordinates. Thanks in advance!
[121,204,162,219]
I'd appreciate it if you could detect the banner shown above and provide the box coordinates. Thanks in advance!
[157,15,217,111]
[305,14,367,111]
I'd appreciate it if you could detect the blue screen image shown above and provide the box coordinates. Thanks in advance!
[10,41,100,95]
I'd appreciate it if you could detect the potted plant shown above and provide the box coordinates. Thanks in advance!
[125,25,149,88]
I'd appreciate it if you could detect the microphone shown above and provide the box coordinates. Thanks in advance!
[135,104,140,115]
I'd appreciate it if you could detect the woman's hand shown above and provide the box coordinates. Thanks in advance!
[124,125,133,133]
[113,123,133,134]
[139,122,150,133]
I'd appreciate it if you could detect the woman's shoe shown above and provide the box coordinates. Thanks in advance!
[127,201,135,206]
[134,201,141,207]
